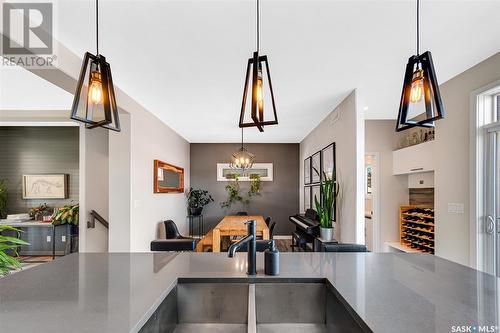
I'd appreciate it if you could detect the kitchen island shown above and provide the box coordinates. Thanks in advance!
[0,252,497,332]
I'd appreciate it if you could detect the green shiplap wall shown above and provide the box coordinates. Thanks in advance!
[0,127,79,215]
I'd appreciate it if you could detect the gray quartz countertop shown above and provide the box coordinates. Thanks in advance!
[0,252,498,333]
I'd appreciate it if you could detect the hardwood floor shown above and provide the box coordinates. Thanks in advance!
[18,255,55,263]
[275,239,292,252]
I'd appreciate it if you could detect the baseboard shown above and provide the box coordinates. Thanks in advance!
[273,235,292,240]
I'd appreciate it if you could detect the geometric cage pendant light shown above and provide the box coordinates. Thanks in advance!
[396,0,444,132]
[229,128,255,171]
[70,0,120,132]
[239,0,278,132]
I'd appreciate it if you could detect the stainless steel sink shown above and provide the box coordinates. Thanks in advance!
[139,279,369,333]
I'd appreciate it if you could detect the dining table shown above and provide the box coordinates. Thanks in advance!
[211,215,269,252]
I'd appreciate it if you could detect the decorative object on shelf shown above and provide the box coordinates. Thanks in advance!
[220,175,261,209]
[29,203,50,221]
[0,225,29,276]
[239,0,278,132]
[230,128,255,171]
[396,0,444,132]
[397,128,435,149]
[311,151,321,183]
[321,143,336,179]
[52,203,79,226]
[22,174,68,199]
[154,160,184,193]
[217,163,273,182]
[0,179,7,219]
[186,188,214,216]
[70,0,120,132]
[314,172,339,241]
[399,205,434,254]
[304,157,311,185]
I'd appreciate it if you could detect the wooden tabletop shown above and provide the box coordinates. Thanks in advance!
[211,215,269,252]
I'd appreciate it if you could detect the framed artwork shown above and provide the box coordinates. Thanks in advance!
[311,151,321,183]
[311,185,321,209]
[22,174,68,199]
[154,160,184,193]
[304,157,311,185]
[304,186,311,212]
[366,165,372,195]
[321,143,336,179]
[217,163,273,181]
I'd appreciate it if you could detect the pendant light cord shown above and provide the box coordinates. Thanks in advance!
[96,0,99,55]
[416,0,420,56]
[256,0,260,52]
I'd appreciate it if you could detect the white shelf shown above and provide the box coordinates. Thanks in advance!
[385,242,421,253]
[392,141,435,175]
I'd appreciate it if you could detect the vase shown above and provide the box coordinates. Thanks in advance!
[320,227,334,241]
[190,207,203,216]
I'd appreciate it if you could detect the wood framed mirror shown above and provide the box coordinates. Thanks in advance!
[154,160,184,193]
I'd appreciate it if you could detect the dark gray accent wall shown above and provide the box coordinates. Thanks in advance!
[190,143,299,236]
[0,127,79,214]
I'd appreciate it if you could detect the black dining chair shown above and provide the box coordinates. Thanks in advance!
[150,220,196,251]
[264,216,272,227]
[269,221,276,240]
[236,211,248,216]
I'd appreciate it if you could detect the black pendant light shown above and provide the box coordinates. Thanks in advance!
[396,0,444,132]
[239,0,278,132]
[70,0,120,132]
[230,128,255,171]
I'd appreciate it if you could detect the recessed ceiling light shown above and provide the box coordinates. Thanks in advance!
[363,106,369,111]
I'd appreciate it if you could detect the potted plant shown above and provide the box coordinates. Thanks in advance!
[220,175,261,209]
[52,203,79,226]
[187,188,214,216]
[0,225,29,276]
[29,203,50,221]
[314,171,340,241]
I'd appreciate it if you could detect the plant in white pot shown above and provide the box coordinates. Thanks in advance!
[314,171,339,241]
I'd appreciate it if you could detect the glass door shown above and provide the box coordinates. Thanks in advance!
[484,124,500,276]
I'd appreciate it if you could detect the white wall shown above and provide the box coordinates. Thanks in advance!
[365,120,409,251]
[300,90,364,243]
[108,112,131,252]
[128,104,190,252]
[434,52,500,266]
[79,126,109,252]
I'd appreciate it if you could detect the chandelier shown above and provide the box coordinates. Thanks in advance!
[230,129,255,170]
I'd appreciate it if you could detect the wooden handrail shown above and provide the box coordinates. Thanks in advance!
[87,210,109,229]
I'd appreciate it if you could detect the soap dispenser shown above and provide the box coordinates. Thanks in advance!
[264,240,279,276]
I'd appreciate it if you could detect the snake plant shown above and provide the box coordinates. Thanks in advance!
[314,171,340,229]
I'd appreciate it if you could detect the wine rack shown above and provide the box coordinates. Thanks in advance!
[399,205,434,254]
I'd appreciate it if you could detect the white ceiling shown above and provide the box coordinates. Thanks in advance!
[4,0,500,142]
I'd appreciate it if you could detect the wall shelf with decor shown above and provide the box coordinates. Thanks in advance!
[399,205,434,254]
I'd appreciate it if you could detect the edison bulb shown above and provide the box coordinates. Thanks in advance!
[88,71,103,105]
[256,69,264,112]
[409,69,424,104]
